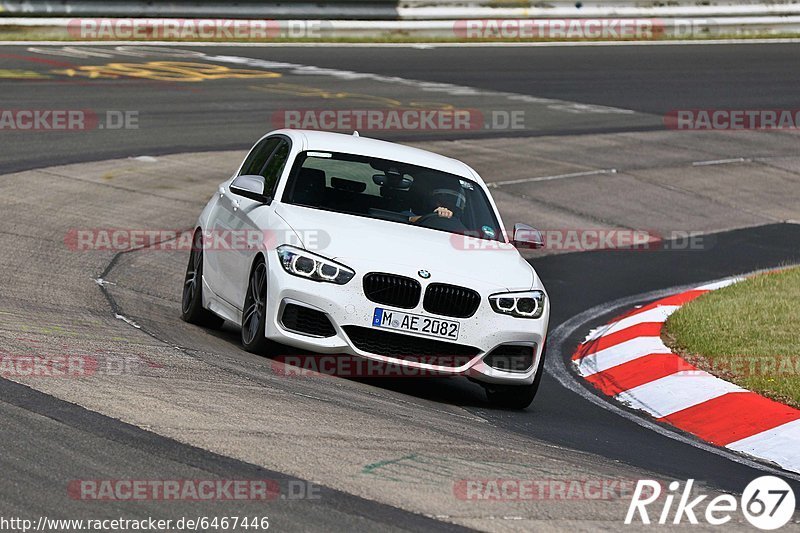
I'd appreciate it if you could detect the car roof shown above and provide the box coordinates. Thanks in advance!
[271,129,481,183]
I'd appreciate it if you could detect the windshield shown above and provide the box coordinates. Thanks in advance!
[282,151,503,241]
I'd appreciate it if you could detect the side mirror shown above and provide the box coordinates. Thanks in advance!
[512,223,544,249]
[230,174,271,204]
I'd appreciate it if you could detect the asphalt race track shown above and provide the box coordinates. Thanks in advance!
[4,42,800,173]
[1,43,799,530]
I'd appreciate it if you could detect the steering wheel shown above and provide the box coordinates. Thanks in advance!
[415,212,467,232]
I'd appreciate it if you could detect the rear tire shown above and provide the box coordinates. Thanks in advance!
[181,230,225,329]
[241,258,277,355]
[485,342,546,409]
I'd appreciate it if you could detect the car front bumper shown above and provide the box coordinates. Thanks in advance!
[264,258,549,386]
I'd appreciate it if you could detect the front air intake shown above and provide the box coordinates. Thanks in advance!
[484,344,536,372]
[281,303,336,338]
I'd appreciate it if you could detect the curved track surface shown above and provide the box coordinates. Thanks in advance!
[1,43,799,530]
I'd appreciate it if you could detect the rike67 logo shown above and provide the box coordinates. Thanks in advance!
[626,477,796,530]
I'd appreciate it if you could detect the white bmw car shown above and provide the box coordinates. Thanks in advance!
[182,129,549,408]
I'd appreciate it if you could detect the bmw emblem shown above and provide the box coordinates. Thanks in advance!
[418,270,431,279]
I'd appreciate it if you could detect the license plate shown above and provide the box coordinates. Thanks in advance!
[372,308,459,340]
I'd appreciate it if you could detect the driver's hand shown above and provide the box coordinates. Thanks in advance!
[434,207,453,218]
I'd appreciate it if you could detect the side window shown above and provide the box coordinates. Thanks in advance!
[239,137,280,177]
[237,137,291,198]
[261,140,291,197]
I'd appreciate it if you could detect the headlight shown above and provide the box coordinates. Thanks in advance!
[276,245,355,285]
[489,290,545,319]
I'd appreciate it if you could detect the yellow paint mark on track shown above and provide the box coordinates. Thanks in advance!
[0,69,50,79]
[249,82,455,110]
[52,61,282,82]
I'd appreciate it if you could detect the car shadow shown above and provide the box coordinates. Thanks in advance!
[205,321,492,408]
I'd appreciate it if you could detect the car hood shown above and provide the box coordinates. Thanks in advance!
[275,203,536,292]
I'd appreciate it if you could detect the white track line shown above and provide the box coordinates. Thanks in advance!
[692,157,751,167]
[490,168,617,187]
[205,53,634,115]
[695,277,745,291]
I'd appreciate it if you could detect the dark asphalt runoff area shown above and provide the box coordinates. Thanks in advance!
[1,42,799,529]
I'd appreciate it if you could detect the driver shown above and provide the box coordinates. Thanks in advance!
[409,188,466,223]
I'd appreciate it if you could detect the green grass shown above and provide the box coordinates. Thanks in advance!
[664,267,800,408]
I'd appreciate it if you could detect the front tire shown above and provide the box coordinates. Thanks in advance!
[241,259,277,355]
[181,230,224,329]
[485,343,546,409]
